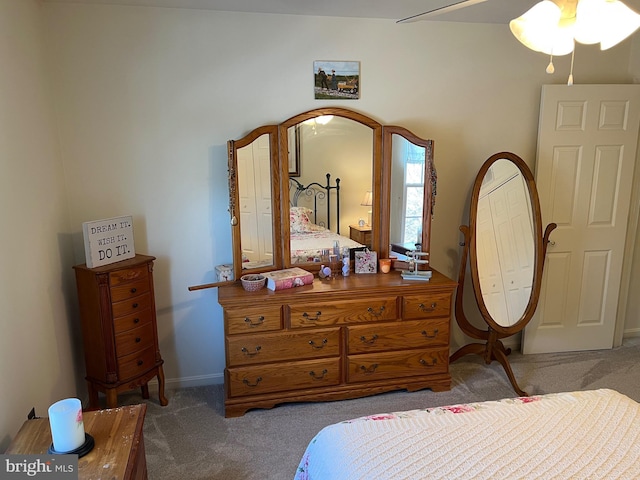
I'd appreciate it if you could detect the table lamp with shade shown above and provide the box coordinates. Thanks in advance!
[361,191,373,226]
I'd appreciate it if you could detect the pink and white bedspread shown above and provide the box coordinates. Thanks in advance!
[294,389,640,479]
[290,230,363,264]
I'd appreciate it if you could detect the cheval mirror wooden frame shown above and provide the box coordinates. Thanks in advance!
[451,152,556,396]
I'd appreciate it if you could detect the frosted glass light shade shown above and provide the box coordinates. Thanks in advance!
[574,0,606,44]
[510,1,574,55]
[600,0,640,49]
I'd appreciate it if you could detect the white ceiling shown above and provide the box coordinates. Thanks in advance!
[42,0,640,24]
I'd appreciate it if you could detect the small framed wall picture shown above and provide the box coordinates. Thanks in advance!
[314,60,360,100]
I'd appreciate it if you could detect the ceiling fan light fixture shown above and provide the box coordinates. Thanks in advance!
[510,0,640,80]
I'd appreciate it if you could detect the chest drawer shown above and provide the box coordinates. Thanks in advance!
[227,358,341,398]
[113,309,153,334]
[111,292,153,319]
[403,292,452,320]
[226,305,282,334]
[115,322,155,357]
[117,345,156,380]
[347,347,449,383]
[289,297,398,328]
[227,328,340,366]
[110,277,151,303]
[109,265,149,287]
[347,318,449,354]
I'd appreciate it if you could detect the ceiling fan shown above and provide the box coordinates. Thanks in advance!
[396,0,489,23]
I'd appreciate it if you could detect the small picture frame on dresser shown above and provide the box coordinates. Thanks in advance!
[355,249,377,274]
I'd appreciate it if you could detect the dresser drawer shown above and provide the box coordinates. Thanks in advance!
[109,265,149,287]
[403,292,452,320]
[227,358,341,398]
[117,345,156,381]
[113,309,153,334]
[115,322,155,357]
[110,277,151,303]
[111,292,153,319]
[226,305,282,334]
[347,318,450,354]
[289,297,398,328]
[347,348,449,383]
[227,328,340,366]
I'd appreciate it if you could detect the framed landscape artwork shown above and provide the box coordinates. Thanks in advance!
[314,60,360,100]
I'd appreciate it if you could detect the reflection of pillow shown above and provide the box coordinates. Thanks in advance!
[290,206,325,233]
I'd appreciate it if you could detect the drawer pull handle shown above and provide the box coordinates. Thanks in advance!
[419,357,437,367]
[241,346,262,357]
[135,337,142,343]
[244,316,265,327]
[132,302,139,309]
[418,302,437,313]
[309,339,328,349]
[309,369,328,380]
[359,364,378,375]
[421,329,439,339]
[137,360,144,366]
[130,287,137,294]
[243,377,262,387]
[133,318,140,324]
[302,311,322,321]
[367,306,385,317]
[360,334,379,345]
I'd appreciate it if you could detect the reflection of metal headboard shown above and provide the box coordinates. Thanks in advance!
[289,173,341,234]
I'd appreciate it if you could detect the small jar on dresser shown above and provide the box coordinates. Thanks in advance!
[73,254,168,409]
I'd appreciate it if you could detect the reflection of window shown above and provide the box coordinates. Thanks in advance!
[402,145,425,244]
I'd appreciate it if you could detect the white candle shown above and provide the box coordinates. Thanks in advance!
[48,398,85,453]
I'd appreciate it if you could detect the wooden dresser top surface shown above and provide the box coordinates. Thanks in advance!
[218,269,456,306]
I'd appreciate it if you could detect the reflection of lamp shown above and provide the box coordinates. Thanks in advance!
[361,191,373,226]
[510,0,640,84]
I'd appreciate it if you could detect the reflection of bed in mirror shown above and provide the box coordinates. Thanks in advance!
[288,174,364,264]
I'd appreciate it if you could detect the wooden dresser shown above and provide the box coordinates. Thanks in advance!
[217,269,456,417]
[73,254,168,409]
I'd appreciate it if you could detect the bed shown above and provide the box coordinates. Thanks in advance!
[294,389,640,479]
[289,175,364,264]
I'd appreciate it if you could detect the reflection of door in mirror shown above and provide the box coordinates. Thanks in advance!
[287,116,373,265]
[237,133,274,270]
[390,134,425,251]
[476,160,535,327]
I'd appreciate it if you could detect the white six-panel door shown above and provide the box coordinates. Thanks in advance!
[523,84,640,354]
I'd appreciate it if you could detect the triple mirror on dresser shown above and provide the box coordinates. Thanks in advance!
[225,107,436,280]
[198,108,458,417]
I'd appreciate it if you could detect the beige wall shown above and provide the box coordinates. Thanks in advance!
[2,0,640,448]
[0,0,81,451]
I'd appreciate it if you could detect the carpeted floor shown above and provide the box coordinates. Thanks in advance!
[119,338,640,480]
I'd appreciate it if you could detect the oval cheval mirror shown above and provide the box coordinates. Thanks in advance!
[451,152,556,396]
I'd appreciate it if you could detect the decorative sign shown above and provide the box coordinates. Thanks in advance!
[82,215,135,268]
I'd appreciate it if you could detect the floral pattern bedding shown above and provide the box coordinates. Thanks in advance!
[290,230,363,264]
[289,207,363,264]
[294,389,640,480]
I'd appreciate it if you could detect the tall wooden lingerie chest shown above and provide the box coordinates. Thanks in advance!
[73,254,168,409]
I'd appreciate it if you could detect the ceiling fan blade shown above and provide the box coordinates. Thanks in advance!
[396,0,489,23]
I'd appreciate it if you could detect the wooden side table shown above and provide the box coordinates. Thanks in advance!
[6,404,148,480]
[349,224,372,246]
